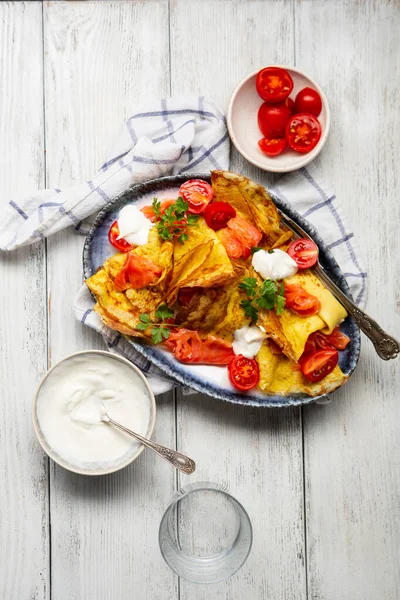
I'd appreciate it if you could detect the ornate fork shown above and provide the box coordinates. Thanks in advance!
[277,208,399,361]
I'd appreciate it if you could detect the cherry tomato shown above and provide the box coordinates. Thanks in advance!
[204,202,236,231]
[113,254,162,291]
[218,228,243,259]
[141,199,175,222]
[327,328,350,350]
[304,335,317,355]
[287,238,319,269]
[294,87,322,117]
[108,221,133,252]
[228,354,260,391]
[178,287,198,307]
[286,113,322,154]
[165,329,234,364]
[258,102,291,138]
[285,97,295,114]
[227,216,262,259]
[299,349,338,382]
[258,138,287,157]
[284,283,321,316]
[179,179,213,214]
[256,67,294,103]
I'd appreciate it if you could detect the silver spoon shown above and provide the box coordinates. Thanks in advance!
[101,412,196,475]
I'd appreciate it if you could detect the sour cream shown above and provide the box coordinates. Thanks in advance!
[252,248,297,281]
[117,205,152,246]
[35,353,154,471]
[232,325,267,359]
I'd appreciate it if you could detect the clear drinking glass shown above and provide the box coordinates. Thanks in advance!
[158,482,253,583]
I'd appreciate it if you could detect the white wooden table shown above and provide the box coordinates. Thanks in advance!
[1,1,399,599]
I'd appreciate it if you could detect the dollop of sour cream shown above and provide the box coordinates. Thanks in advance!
[252,249,297,281]
[117,205,152,246]
[232,325,267,359]
[36,354,152,469]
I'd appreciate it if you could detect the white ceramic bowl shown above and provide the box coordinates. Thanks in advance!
[227,66,330,173]
[32,350,156,476]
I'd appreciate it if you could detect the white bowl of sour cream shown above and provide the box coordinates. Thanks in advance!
[33,351,156,475]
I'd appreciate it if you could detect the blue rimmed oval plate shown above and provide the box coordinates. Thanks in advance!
[83,173,360,407]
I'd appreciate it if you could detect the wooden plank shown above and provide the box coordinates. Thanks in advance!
[171,1,306,598]
[296,1,400,599]
[0,2,49,599]
[43,2,177,599]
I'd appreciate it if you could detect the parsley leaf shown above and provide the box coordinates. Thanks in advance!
[152,198,161,217]
[136,321,150,331]
[160,327,171,340]
[239,277,258,298]
[154,196,197,245]
[251,247,262,255]
[240,299,259,322]
[239,277,286,320]
[139,313,151,324]
[155,304,174,321]
[151,327,163,345]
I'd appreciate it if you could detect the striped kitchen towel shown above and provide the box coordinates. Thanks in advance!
[0,95,366,395]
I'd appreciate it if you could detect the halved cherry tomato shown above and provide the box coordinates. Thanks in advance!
[269,339,283,354]
[178,287,199,307]
[218,228,243,259]
[228,354,260,391]
[204,202,236,231]
[299,349,338,382]
[258,102,291,138]
[286,113,322,154]
[113,253,162,291]
[294,87,322,117]
[285,97,295,114]
[256,67,294,103]
[141,199,175,222]
[165,329,234,365]
[179,179,213,214]
[108,221,133,252]
[304,335,317,355]
[284,283,321,316]
[307,328,350,352]
[287,238,319,269]
[258,138,287,157]
[327,328,350,350]
[227,216,262,259]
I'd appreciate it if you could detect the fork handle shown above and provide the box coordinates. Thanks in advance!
[314,265,399,360]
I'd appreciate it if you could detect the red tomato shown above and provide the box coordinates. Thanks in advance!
[227,216,262,259]
[258,138,287,157]
[141,199,175,223]
[327,328,351,350]
[287,238,319,269]
[113,253,162,291]
[108,221,133,252]
[204,202,236,231]
[304,335,317,355]
[218,228,243,259]
[178,287,198,307]
[284,283,321,316]
[310,331,335,350]
[294,87,322,117]
[256,67,294,103]
[299,349,338,382]
[228,355,260,391]
[285,97,295,114]
[179,179,213,214]
[165,329,234,365]
[258,102,291,138]
[286,113,322,154]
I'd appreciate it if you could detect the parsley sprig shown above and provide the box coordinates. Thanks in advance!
[152,197,199,244]
[136,304,177,344]
[239,277,286,322]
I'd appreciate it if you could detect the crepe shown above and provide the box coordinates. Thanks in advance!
[257,343,348,397]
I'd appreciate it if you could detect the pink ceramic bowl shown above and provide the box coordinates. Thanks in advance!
[227,66,330,173]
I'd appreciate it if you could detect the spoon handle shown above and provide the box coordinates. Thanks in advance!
[106,416,196,474]
[314,264,399,360]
